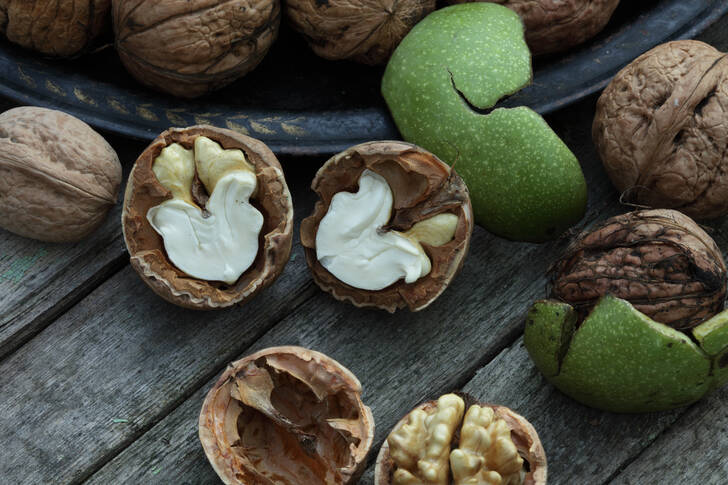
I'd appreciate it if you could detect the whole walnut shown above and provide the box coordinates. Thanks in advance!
[0,0,111,57]
[0,107,121,243]
[286,0,435,65]
[550,209,727,331]
[113,0,280,98]
[449,0,620,55]
[593,40,728,219]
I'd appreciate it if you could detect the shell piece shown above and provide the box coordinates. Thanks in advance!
[449,0,620,55]
[375,396,547,485]
[199,346,375,485]
[300,141,474,312]
[112,0,280,97]
[0,0,111,57]
[593,40,728,219]
[0,106,121,243]
[550,209,727,330]
[285,0,435,65]
[122,125,293,310]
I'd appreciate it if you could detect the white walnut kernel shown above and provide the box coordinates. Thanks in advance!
[151,143,195,204]
[404,213,459,247]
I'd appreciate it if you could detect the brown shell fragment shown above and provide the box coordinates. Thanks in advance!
[0,0,111,57]
[593,40,728,219]
[286,0,435,65]
[0,106,121,243]
[300,141,473,312]
[112,0,280,97]
[550,209,727,330]
[374,395,547,485]
[199,346,375,485]
[449,0,620,55]
[121,125,293,310]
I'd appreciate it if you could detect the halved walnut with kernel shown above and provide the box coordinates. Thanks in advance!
[199,346,375,485]
[375,394,547,485]
[122,125,293,310]
[300,141,473,312]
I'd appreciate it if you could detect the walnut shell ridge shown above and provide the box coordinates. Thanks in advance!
[300,141,473,312]
[121,125,293,310]
[113,0,280,98]
[594,40,728,219]
[0,106,121,243]
[374,395,547,485]
[449,0,620,55]
[0,0,111,57]
[286,0,435,65]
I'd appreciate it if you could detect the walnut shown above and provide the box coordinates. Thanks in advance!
[0,106,121,243]
[550,209,727,331]
[286,0,435,65]
[121,125,293,310]
[448,0,620,55]
[112,0,280,98]
[0,0,111,57]
[300,141,473,312]
[375,394,547,485]
[199,346,374,485]
[593,40,728,219]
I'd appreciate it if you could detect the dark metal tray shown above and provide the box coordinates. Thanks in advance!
[0,0,726,155]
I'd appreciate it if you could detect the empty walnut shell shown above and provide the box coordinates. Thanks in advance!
[121,125,293,310]
[199,346,375,485]
[374,395,547,485]
[594,40,728,219]
[286,0,435,65]
[550,209,727,331]
[0,0,111,57]
[113,0,280,97]
[449,0,620,55]
[300,141,473,312]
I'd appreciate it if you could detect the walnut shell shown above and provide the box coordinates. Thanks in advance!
[449,0,620,55]
[593,40,728,219]
[199,346,375,485]
[112,0,280,98]
[0,106,121,243]
[0,0,111,57]
[374,395,547,485]
[300,141,473,312]
[121,125,293,310]
[550,209,727,331]
[286,0,435,65]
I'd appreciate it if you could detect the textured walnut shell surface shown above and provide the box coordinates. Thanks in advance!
[374,396,547,485]
[0,0,111,57]
[122,125,293,310]
[593,40,728,219]
[113,0,280,98]
[286,0,435,65]
[449,0,619,55]
[199,346,374,485]
[0,106,121,243]
[551,209,727,330]
[300,141,473,312]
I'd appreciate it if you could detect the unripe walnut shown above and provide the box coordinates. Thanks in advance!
[594,40,728,218]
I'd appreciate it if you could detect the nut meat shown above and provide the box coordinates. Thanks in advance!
[122,125,293,309]
[199,346,374,485]
[300,141,473,312]
[286,0,435,64]
[0,106,121,242]
[113,0,280,97]
[375,394,547,485]
[0,0,111,57]
[551,209,727,330]
[594,40,728,218]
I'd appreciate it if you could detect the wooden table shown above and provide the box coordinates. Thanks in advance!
[2,16,728,485]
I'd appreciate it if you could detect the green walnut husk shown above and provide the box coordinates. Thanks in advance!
[525,210,728,413]
[381,3,587,242]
